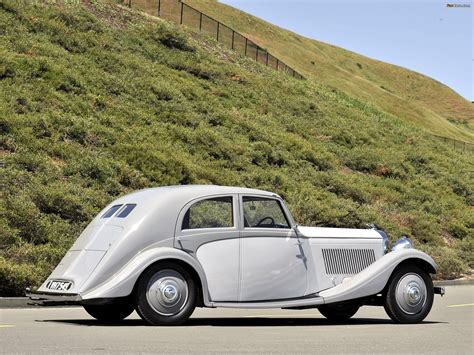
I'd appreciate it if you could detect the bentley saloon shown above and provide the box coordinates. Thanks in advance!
[27,186,444,325]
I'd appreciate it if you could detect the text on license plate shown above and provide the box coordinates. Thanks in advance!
[46,280,72,291]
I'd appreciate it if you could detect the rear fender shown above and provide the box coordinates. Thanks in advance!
[81,247,211,305]
[319,249,436,304]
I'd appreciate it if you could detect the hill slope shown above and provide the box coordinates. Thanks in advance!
[0,0,472,295]
[174,0,473,143]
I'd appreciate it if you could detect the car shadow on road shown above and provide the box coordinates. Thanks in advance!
[38,317,445,327]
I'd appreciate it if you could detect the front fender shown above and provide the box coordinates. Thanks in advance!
[81,247,211,305]
[320,249,436,304]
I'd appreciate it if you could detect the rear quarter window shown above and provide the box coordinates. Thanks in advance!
[117,204,137,218]
[101,205,122,218]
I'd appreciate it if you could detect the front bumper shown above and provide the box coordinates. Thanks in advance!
[25,288,82,306]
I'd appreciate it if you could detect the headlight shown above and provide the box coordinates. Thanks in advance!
[392,236,413,252]
[378,230,389,254]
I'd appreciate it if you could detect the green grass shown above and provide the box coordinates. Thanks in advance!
[0,0,472,296]
[171,0,474,143]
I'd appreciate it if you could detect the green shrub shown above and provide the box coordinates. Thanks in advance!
[159,29,196,52]
[0,258,41,296]
[420,246,469,280]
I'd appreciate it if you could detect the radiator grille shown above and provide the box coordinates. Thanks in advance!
[322,248,376,275]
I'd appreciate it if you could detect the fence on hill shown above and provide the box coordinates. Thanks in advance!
[120,1,473,154]
[122,0,305,80]
[430,135,474,154]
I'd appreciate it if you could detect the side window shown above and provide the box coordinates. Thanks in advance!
[182,197,233,230]
[243,197,290,229]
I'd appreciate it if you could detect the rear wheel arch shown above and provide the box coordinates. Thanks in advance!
[133,258,205,307]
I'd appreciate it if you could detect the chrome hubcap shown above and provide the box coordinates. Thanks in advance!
[146,269,188,316]
[395,273,427,314]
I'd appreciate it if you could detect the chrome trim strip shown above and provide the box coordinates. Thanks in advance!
[211,295,324,309]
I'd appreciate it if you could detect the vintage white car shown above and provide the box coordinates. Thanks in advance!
[28,185,444,325]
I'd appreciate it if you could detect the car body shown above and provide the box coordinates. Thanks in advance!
[28,185,444,324]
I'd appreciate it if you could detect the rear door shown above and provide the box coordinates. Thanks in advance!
[175,194,240,302]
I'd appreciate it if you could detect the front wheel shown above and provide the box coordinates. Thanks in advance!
[135,262,197,326]
[318,303,360,321]
[83,303,134,322]
[384,264,434,324]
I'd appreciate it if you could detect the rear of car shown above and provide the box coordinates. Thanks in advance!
[27,203,136,304]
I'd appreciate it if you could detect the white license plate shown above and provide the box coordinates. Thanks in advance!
[46,280,73,291]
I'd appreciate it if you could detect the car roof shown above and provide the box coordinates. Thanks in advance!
[119,185,280,205]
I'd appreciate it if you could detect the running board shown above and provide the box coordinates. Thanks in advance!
[210,296,324,309]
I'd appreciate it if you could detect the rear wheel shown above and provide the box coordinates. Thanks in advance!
[135,262,197,326]
[384,263,434,324]
[319,303,360,321]
[83,303,134,322]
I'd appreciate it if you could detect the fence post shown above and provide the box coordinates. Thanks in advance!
[157,0,160,16]
[266,52,269,66]
[199,12,203,31]
[128,0,131,8]
[180,1,184,25]
[231,31,235,50]
[216,22,220,41]
[276,59,279,70]
[256,47,259,61]
[245,38,248,56]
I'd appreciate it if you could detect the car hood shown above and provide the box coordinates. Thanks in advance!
[298,226,382,239]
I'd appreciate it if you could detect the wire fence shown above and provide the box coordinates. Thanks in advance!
[430,135,474,154]
[123,0,305,80]
[121,1,473,154]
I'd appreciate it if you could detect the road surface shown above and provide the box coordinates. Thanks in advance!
[0,285,472,354]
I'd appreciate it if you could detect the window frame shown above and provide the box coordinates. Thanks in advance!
[180,195,237,232]
[240,195,292,230]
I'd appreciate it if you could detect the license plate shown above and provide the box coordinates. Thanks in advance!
[46,280,73,291]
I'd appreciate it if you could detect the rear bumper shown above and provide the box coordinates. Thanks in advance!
[434,286,445,296]
[25,288,82,306]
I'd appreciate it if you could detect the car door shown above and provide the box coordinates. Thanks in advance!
[239,195,308,301]
[175,194,240,302]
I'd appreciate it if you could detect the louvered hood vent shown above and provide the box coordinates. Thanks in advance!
[322,248,376,275]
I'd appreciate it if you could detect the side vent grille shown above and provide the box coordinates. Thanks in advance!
[322,248,376,275]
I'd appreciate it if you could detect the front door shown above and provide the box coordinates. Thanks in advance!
[175,194,240,302]
[239,195,308,301]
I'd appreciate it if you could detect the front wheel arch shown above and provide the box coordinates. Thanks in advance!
[403,258,436,274]
[384,258,436,291]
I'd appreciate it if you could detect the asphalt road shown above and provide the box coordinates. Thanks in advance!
[0,285,472,354]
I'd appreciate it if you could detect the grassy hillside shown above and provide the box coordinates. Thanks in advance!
[176,0,473,143]
[0,0,473,296]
